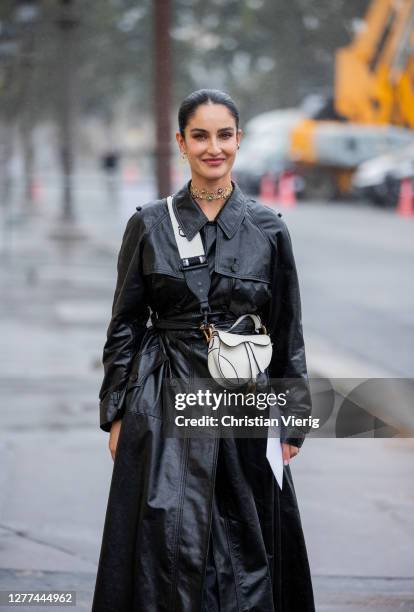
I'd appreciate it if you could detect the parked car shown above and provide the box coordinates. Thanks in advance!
[352,142,414,207]
[232,109,304,195]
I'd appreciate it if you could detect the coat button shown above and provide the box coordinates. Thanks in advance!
[136,206,142,212]
[277,212,283,217]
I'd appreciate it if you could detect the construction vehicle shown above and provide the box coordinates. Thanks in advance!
[289,0,414,199]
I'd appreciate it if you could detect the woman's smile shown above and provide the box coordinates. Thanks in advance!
[202,158,225,166]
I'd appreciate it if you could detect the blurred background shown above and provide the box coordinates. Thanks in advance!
[0,1,413,610]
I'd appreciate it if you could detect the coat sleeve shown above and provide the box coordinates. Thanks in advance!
[99,211,150,432]
[264,214,312,448]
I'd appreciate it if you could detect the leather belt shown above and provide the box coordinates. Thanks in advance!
[152,318,202,331]
[151,312,257,333]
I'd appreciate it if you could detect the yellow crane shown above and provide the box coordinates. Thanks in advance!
[290,0,414,198]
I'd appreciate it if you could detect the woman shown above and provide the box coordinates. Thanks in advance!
[92,89,315,612]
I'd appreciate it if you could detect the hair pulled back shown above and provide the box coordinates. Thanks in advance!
[178,89,240,137]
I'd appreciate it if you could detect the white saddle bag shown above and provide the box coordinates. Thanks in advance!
[206,313,273,388]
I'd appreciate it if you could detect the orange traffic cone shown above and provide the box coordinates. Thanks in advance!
[278,171,296,208]
[30,178,42,201]
[396,178,414,217]
[260,173,278,205]
[123,164,139,184]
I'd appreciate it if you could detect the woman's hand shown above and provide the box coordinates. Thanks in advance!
[282,442,300,466]
[109,419,122,461]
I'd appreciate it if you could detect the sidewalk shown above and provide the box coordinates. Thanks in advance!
[0,179,413,611]
[1,569,413,611]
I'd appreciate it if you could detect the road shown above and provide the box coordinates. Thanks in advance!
[275,199,414,379]
[0,177,413,610]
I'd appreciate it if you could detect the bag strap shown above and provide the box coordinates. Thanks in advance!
[226,314,262,333]
[167,195,205,260]
[167,195,212,322]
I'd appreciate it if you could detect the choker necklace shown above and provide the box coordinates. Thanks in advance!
[190,182,233,201]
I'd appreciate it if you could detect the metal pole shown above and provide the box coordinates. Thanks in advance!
[49,0,86,240]
[15,0,40,214]
[59,0,76,222]
[154,0,171,198]
[0,24,19,260]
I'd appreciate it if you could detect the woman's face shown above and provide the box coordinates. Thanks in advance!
[176,103,242,183]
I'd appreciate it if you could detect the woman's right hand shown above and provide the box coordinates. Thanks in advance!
[109,418,122,461]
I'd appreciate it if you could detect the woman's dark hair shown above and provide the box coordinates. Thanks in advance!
[178,89,240,137]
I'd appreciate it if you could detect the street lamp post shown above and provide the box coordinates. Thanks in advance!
[0,22,19,259]
[15,0,41,214]
[154,0,172,198]
[49,0,86,240]
[0,23,18,196]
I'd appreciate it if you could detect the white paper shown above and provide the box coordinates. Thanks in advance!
[266,403,284,490]
[266,433,284,490]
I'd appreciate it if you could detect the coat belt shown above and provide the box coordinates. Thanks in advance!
[151,311,258,332]
[152,318,202,331]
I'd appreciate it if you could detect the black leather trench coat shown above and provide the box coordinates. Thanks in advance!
[92,179,315,612]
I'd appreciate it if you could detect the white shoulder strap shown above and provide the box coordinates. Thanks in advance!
[227,314,262,332]
[167,195,205,259]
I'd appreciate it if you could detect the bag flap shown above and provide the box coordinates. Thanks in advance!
[215,330,272,347]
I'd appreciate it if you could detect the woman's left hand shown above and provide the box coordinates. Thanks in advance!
[282,442,300,466]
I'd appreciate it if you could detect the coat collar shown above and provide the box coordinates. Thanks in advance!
[172,179,247,240]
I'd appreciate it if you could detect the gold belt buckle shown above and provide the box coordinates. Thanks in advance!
[200,322,215,343]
